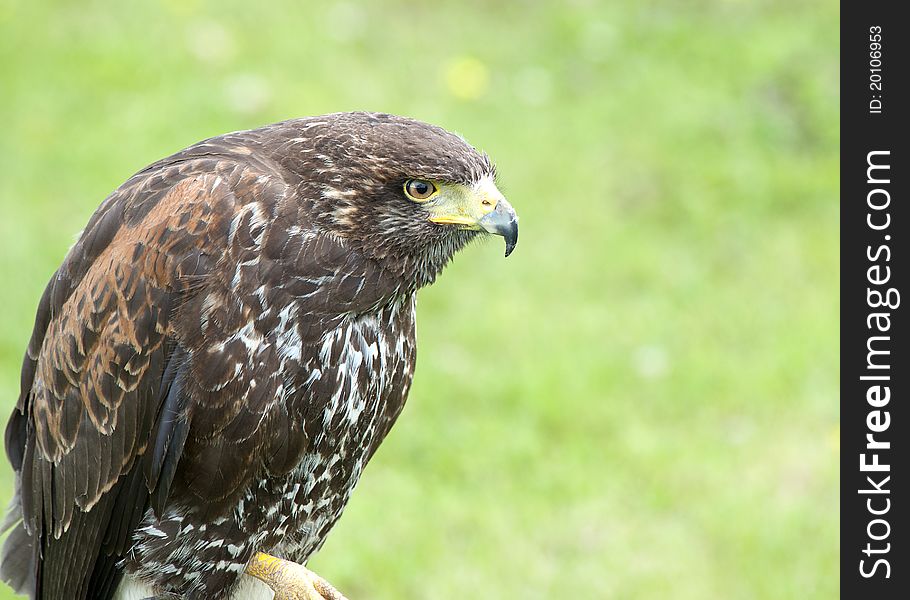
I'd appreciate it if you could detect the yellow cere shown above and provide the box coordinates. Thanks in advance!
[427,180,501,228]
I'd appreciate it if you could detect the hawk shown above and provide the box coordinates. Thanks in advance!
[0,112,518,599]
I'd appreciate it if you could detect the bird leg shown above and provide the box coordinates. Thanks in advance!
[245,552,348,600]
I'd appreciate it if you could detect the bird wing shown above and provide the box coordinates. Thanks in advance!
[2,144,296,599]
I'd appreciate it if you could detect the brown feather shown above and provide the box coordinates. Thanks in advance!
[2,112,498,600]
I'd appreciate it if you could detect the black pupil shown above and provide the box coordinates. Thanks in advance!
[411,181,430,196]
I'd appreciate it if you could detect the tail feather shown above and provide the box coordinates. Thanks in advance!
[1,485,37,598]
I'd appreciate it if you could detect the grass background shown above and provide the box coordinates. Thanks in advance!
[0,0,838,598]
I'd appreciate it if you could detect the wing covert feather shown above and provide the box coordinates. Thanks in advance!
[4,148,294,599]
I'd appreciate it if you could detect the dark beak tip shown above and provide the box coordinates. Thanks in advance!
[478,202,518,258]
[503,227,518,258]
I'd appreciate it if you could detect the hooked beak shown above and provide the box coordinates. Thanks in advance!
[478,197,519,257]
[427,178,519,257]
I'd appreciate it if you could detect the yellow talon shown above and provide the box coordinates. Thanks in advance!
[245,552,347,600]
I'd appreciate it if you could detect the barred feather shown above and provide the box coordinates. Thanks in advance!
[2,112,494,599]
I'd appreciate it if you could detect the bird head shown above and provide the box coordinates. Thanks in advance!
[276,112,518,288]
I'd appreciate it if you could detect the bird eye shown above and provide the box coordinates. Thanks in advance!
[404,179,437,201]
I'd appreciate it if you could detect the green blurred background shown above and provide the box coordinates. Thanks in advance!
[0,0,838,598]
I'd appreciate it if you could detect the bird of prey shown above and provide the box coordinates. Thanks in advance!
[0,112,518,600]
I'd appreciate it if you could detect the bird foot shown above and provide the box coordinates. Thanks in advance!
[245,552,348,600]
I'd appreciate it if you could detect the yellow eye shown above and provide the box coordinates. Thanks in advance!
[404,179,437,201]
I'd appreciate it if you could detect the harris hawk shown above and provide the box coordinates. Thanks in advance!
[0,112,518,599]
